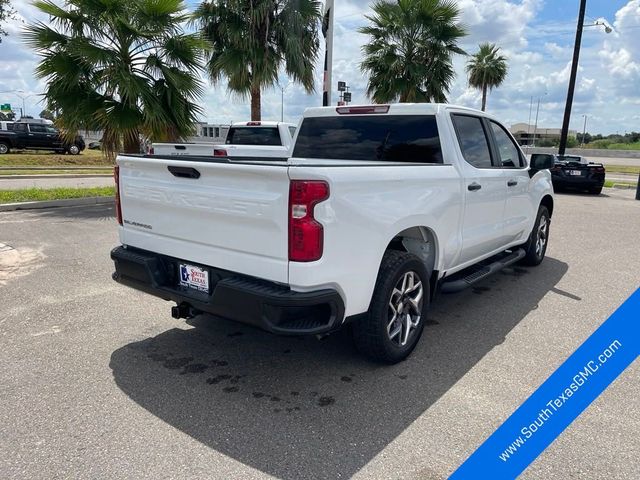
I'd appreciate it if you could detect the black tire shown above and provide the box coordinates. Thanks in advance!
[353,250,430,364]
[589,186,602,195]
[0,141,10,155]
[520,206,550,266]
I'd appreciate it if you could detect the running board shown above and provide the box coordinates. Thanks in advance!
[440,248,526,294]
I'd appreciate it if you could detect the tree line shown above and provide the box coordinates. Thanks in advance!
[15,0,509,159]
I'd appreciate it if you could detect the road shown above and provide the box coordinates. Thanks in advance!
[0,190,638,479]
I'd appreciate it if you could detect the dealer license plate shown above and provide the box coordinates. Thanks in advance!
[179,264,209,292]
[569,170,583,176]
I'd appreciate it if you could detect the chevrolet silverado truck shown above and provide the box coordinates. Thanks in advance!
[150,121,296,158]
[0,120,85,155]
[111,104,554,363]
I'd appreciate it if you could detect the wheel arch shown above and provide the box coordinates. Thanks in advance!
[384,226,439,279]
[540,194,554,217]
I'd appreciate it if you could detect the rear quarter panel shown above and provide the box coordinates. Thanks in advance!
[288,163,463,317]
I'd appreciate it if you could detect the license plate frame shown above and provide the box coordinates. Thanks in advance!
[179,263,210,293]
[569,170,583,176]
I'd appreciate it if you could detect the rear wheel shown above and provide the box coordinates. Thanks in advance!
[589,186,603,195]
[353,250,429,363]
[67,144,80,155]
[520,206,550,266]
[0,142,10,154]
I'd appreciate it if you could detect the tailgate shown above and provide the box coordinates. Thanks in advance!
[117,155,290,283]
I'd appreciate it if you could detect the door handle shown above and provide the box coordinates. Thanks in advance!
[507,180,518,187]
[167,165,200,179]
[467,182,482,191]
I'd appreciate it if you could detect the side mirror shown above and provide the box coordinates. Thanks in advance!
[530,154,554,171]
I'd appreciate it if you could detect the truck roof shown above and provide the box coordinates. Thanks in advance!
[231,121,296,127]
[302,103,484,118]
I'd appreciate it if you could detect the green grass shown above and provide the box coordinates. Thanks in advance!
[604,180,638,188]
[0,169,113,176]
[0,149,112,167]
[606,143,640,151]
[0,186,115,204]
[605,165,640,175]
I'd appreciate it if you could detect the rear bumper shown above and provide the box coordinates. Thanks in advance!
[111,246,345,335]
[552,174,604,189]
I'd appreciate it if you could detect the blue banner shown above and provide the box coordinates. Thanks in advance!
[450,288,640,479]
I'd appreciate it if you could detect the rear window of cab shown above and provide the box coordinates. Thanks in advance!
[292,115,443,163]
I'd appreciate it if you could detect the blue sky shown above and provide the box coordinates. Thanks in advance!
[1,1,639,134]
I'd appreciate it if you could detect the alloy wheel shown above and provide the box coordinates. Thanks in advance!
[535,215,548,257]
[387,271,423,347]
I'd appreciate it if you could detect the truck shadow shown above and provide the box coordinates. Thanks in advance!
[110,257,569,479]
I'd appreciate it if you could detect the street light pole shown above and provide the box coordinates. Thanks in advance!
[533,97,541,147]
[559,0,587,156]
[280,82,291,122]
[527,96,533,146]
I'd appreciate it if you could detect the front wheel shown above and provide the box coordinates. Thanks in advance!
[353,250,430,363]
[520,206,550,266]
[67,144,80,155]
[0,141,10,154]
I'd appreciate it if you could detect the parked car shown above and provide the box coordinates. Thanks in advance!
[150,121,296,158]
[111,103,554,363]
[532,153,605,194]
[0,120,85,155]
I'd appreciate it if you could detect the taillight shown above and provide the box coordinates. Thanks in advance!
[149,146,154,155]
[590,167,605,173]
[114,165,123,225]
[288,180,329,262]
[214,148,227,157]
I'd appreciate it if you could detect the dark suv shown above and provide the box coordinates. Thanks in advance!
[0,121,85,155]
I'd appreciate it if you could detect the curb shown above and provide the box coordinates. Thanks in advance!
[0,196,114,212]
[0,174,112,179]
[611,183,637,190]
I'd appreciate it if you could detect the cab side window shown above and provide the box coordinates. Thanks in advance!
[490,121,524,168]
[29,124,46,133]
[451,114,493,168]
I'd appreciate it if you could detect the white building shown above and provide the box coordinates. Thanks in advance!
[188,122,230,143]
[510,123,577,146]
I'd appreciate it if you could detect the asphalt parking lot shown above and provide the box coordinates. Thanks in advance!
[1,189,638,479]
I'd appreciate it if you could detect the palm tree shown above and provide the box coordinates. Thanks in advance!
[194,0,321,121]
[24,0,205,160]
[359,0,466,104]
[466,43,508,111]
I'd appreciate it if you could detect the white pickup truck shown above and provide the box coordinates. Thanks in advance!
[150,121,296,158]
[111,104,554,363]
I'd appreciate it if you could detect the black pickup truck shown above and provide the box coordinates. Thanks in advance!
[0,121,85,155]
[531,153,605,195]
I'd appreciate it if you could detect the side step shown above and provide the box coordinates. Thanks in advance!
[440,248,526,294]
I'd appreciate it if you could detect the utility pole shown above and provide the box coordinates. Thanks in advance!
[533,98,541,147]
[527,96,533,146]
[559,0,586,155]
[581,115,587,146]
[321,0,334,106]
